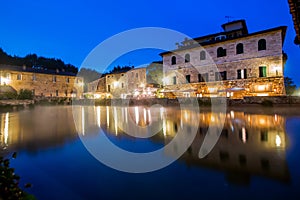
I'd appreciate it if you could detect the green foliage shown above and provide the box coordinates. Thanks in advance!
[18,89,33,100]
[0,91,18,100]
[0,153,36,200]
[284,77,297,96]
[108,65,134,74]
[0,48,78,73]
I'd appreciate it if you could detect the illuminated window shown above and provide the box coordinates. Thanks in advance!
[185,54,190,63]
[17,74,22,80]
[200,51,206,60]
[236,43,244,54]
[259,66,267,77]
[171,56,176,65]
[237,69,247,79]
[258,39,266,51]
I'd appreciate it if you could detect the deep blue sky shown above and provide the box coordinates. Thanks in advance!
[1,0,299,85]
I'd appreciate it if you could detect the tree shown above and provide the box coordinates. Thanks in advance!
[284,77,297,96]
[146,61,163,86]
[77,68,102,92]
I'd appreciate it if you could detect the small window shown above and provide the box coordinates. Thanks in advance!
[171,56,177,65]
[237,69,242,79]
[185,54,190,63]
[217,47,226,57]
[220,71,227,80]
[17,74,22,80]
[200,51,206,60]
[56,90,59,97]
[236,43,244,54]
[261,130,268,142]
[186,75,191,83]
[258,39,266,51]
[259,66,267,77]
[53,76,57,83]
[107,85,111,92]
[66,77,69,83]
[198,73,208,82]
[65,90,68,97]
[173,76,176,85]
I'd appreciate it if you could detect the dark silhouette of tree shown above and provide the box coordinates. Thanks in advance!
[284,77,297,96]
[109,65,134,73]
[77,68,102,92]
[146,61,163,86]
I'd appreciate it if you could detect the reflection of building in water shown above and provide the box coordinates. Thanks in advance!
[0,107,79,152]
[163,109,289,185]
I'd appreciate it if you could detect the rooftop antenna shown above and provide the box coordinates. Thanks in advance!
[225,16,234,23]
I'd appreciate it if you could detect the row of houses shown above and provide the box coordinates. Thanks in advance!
[88,20,287,99]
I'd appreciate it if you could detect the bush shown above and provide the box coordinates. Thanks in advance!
[0,91,18,100]
[18,89,33,100]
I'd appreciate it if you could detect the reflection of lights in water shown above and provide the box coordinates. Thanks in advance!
[160,107,164,119]
[106,106,109,127]
[242,127,247,143]
[231,124,234,132]
[125,107,128,124]
[248,116,251,122]
[114,107,118,135]
[230,111,234,119]
[143,108,147,123]
[147,109,151,123]
[135,107,139,124]
[163,119,167,137]
[276,134,282,147]
[81,107,85,135]
[275,114,278,122]
[4,113,9,145]
[97,107,101,128]
[184,110,189,121]
[211,116,215,122]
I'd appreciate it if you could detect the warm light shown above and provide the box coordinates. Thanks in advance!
[4,112,9,145]
[114,107,118,135]
[135,106,139,124]
[0,77,11,85]
[97,106,101,127]
[274,114,278,122]
[230,111,234,119]
[259,118,266,125]
[140,83,145,88]
[106,106,110,127]
[81,107,85,135]
[241,127,247,143]
[94,94,101,99]
[114,81,119,87]
[211,116,215,122]
[257,85,267,91]
[257,93,269,97]
[275,134,282,147]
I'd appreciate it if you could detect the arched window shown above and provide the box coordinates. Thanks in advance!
[171,56,177,65]
[236,43,244,54]
[185,54,190,63]
[200,51,206,60]
[217,47,226,57]
[258,39,266,51]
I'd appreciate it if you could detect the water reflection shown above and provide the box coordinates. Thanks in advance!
[0,105,290,185]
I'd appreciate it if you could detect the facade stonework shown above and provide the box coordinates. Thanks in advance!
[161,20,287,98]
[0,65,84,98]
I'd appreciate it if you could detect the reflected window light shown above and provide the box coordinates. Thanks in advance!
[4,113,9,145]
[135,106,139,124]
[147,109,151,124]
[163,119,167,137]
[230,111,234,119]
[259,118,266,125]
[125,107,128,124]
[211,116,215,122]
[97,107,101,128]
[143,108,147,123]
[239,127,248,143]
[274,114,278,122]
[276,134,282,147]
[81,107,85,135]
[106,106,110,127]
[114,107,118,135]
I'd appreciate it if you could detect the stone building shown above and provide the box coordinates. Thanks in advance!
[0,65,84,98]
[88,67,146,99]
[160,20,287,98]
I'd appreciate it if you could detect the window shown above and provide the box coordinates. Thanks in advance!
[173,76,176,85]
[32,74,36,81]
[215,72,221,81]
[56,90,59,97]
[17,74,22,80]
[200,51,206,60]
[217,47,226,57]
[258,39,266,51]
[261,130,268,142]
[122,83,124,88]
[185,54,190,63]
[53,76,57,83]
[259,66,267,77]
[66,78,69,83]
[198,73,207,82]
[186,75,191,83]
[171,56,176,65]
[65,90,68,97]
[237,69,247,79]
[220,71,227,80]
[108,85,111,92]
[236,43,244,54]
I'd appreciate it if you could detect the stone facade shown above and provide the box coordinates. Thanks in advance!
[0,65,84,98]
[161,20,287,99]
[88,68,146,99]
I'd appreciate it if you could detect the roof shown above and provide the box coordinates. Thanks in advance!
[288,0,300,44]
[0,64,77,76]
[160,26,287,56]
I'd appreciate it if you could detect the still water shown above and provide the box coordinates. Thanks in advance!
[0,105,300,199]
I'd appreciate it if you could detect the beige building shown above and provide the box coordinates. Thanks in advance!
[0,65,84,98]
[88,68,146,99]
[161,20,287,98]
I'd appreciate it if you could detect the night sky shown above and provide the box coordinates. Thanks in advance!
[1,0,299,85]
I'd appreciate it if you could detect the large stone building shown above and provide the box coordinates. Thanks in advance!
[88,67,147,99]
[0,65,84,98]
[161,20,287,98]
